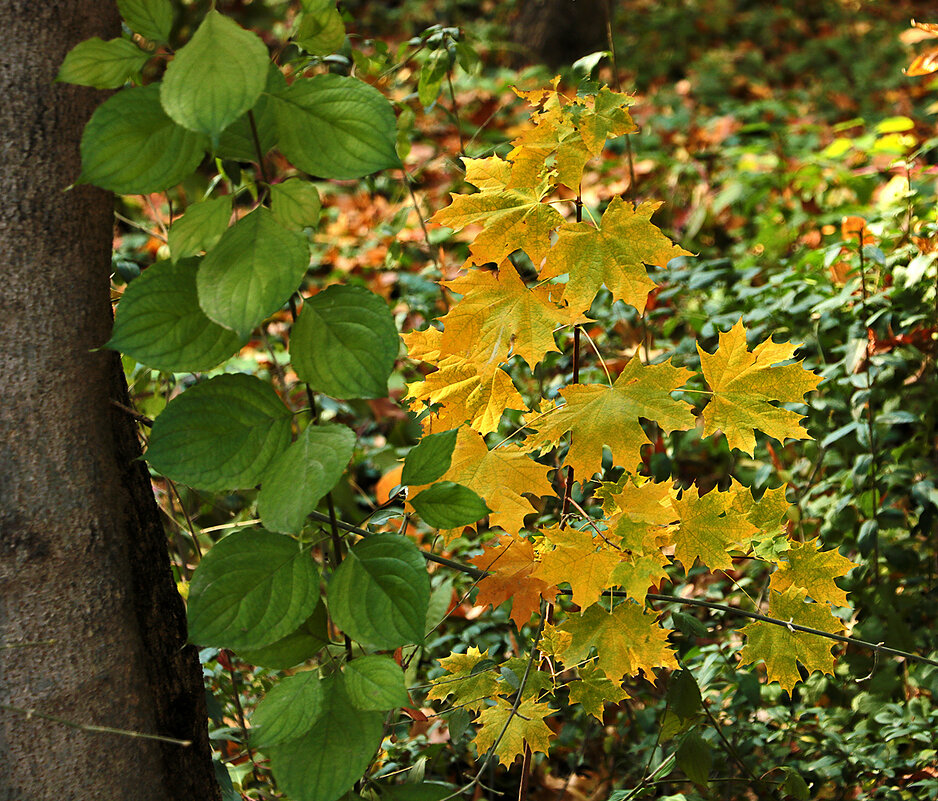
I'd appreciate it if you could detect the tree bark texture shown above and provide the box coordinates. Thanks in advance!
[0,3,220,800]
[511,0,609,68]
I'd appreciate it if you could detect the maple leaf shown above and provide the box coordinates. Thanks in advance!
[769,538,856,608]
[425,646,501,712]
[531,357,695,479]
[557,600,677,682]
[609,551,670,602]
[568,663,629,721]
[604,477,675,553]
[540,198,691,315]
[731,483,792,563]
[436,262,575,368]
[474,697,555,767]
[468,534,557,627]
[405,357,528,435]
[507,103,591,191]
[402,327,443,363]
[500,657,555,698]
[698,319,822,455]
[670,485,759,572]
[539,623,572,659]
[738,587,845,693]
[430,155,563,267]
[532,526,622,608]
[574,86,638,154]
[429,427,554,536]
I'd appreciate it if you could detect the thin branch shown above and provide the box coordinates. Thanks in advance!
[0,702,191,746]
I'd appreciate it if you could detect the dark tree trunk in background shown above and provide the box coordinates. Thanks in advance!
[0,3,220,800]
[511,0,609,68]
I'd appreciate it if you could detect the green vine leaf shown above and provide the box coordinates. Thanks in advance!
[117,0,173,44]
[106,258,243,372]
[56,37,149,89]
[342,655,409,711]
[186,528,320,650]
[294,3,346,56]
[251,670,324,749]
[270,74,402,179]
[267,675,384,801]
[239,601,330,669]
[160,10,269,142]
[197,207,309,338]
[291,285,399,399]
[215,66,285,162]
[78,84,208,194]
[145,373,291,491]
[410,481,491,529]
[329,534,430,649]
[271,178,322,230]
[258,423,356,534]
[401,428,459,486]
[167,196,233,263]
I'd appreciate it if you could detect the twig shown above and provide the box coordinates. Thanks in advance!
[110,399,154,427]
[0,702,191,746]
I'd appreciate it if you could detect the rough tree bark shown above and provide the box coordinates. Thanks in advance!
[0,3,220,800]
[511,0,609,68]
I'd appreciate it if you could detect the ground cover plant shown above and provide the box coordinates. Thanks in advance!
[47,1,938,799]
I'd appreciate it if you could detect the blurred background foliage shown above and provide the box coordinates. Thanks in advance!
[118,0,938,798]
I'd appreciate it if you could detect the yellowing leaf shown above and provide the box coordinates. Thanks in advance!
[557,601,677,682]
[402,327,443,363]
[575,86,637,154]
[540,198,691,314]
[426,646,501,712]
[468,534,557,627]
[769,538,856,608]
[568,663,629,720]
[604,477,676,553]
[738,587,845,693]
[532,527,622,608]
[406,358,528,435]
[670,485,759,572]
[507,103,591,191]
[430,427,554,536]
[531,358,695,479]
[698,319,822,455]
[609,551,670,601]
[474,697,555,767]
[437,262,574,368]
[732,483,792,563]
[431,155,563,267]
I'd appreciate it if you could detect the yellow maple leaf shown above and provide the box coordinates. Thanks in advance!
[609,551,670,601]
[670,485,759,572]
[731,483,793,563]
[568,663,630,721]
[402,327,443,363]
[540,198,691,315]
[436,262,575,368]
[405,357,528,435]
[474,697,555,767]
[422,427,554,536]
[430,155,563,267]
[426,646,501,712]
[468,534,557,627]
[769,538,856,608]
[507,103,591,191]
[531,357,695,479]
[698,319,823,455]
[575,86,638,154]
[738,587,845,693]
[557,600,677,682]
[604,477,676,553]
[532,526,622,608]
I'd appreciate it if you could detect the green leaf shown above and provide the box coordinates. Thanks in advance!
[239,601,330,669]
[197,207,309,338]
[160,10,269,142]
[267,675,383,801]
[57,37,149,89]
[251,671,324,748]
[187,529,320,650]
[168,196,233,262]
[271,74,401,179]
[417,49,448,108]
[291,285,398,399]
[343,655,409,711]
[145,373,291,491]
[401,429,458,486]
[294,6,346,56]
[106,259,242,372]
[378,783,458,801]
[216,66,285,161]
[271,179,322,230]
[78,84,208,194]
[667,670,702,720]
[409,481,490,529]
[780,767,810,800]
[117,0,173,43]
[258,423,356,534]
[676,731,711,787]
[329,534,430,649]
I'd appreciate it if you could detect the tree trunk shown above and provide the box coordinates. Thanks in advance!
[511,0,609,68]
[0,3,220,800]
